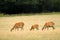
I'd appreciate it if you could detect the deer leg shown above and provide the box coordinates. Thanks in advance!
[21,27,24,30]
[36,27,39,30]
[47,27,49,30]
[16,28,19,31]
[52,26,55,30]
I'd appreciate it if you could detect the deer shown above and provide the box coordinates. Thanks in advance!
[10,22,24,31]
[30,24,39,31]
[42,21,55,30]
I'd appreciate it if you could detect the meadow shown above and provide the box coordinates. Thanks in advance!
[0,13,60,40]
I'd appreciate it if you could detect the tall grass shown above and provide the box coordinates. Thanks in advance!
[0,14,60,40]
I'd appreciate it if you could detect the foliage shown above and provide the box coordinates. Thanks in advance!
[0,0,60,14]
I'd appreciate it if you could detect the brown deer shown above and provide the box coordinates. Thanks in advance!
[30,24,39,31]
[42,21,55,30]
[10,22,24,31]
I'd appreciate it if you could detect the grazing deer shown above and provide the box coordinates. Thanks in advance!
[30,24,39,31]
[10,22,24,31]
[42,21,55,30]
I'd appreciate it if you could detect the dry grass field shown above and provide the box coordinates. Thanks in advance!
[0,14,60,40]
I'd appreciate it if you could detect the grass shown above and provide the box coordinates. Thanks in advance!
[0,13,60,40]
[0,30,60,40]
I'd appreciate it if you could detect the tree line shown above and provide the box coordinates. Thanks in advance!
[0,0,60,14]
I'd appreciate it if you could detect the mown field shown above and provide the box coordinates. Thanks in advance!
[0,14,60,40]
